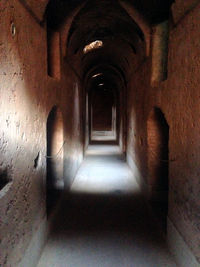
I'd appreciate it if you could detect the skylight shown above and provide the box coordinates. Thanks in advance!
[92,73,103,78]
[83,40,103,54]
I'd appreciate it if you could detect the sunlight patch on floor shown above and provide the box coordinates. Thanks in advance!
[70,145,139,195]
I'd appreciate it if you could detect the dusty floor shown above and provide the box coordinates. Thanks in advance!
[37,145,176,267]
[91,131,117,141]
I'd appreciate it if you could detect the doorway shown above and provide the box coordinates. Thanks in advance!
[90,86,117,142]
[147,107,169,229]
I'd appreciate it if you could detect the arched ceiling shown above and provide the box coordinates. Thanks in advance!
[85,65,126,92]
[64,0,147,82]
[46,0,174,27]
[21,0,174,24]
[43,0,173,85]
[67,0,144,48]
[79,38,143,82]
[86,66,123,106]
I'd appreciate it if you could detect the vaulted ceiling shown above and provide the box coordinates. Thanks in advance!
[44,0,173,85]
[46,0,173,27]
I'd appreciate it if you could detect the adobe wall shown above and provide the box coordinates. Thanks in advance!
[127,1,200,264]
[0,0,83,266]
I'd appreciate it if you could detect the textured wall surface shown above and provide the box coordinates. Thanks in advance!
[126,2,200,263]
[0,1,83,265]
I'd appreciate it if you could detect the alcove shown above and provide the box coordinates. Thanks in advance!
[46,106,64,216]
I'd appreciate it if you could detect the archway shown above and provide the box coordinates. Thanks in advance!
[147,107,169,229]
[83,65,126,151]
[90,86,117,142]
[46,106,64,217]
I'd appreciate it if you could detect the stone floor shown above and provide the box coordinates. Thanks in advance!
[37,145,176,267]
[91,131,116,141]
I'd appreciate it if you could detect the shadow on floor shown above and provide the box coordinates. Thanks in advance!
[38,144,176,267]
[51,191,162,240]
[38,191,176,267]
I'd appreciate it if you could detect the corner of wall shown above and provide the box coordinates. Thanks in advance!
[126,152,148,196]
[167,217,200,267]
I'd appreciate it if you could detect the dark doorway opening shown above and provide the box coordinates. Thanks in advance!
[147,107,169,231]
[90,86,117,142]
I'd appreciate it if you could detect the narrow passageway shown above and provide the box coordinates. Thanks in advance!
[2,1,200,266]
[37,145,176,267]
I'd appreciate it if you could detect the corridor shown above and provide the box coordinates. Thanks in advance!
[37,145,176,267]
[1,1,200,266]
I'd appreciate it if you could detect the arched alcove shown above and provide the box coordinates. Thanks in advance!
[147,107,169,228]
[46,106,64,217]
